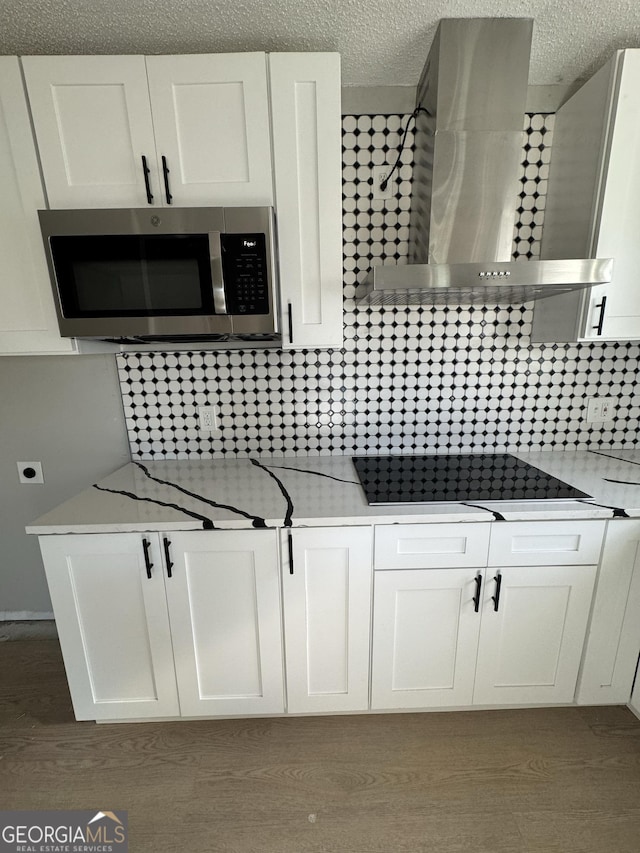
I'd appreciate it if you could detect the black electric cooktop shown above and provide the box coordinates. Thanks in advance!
[351,454,592,505]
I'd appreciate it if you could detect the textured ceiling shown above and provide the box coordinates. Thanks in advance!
[1,0,640,88]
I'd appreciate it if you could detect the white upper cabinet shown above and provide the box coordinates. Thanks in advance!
[19,51,343,351]
[22,53,273,209]
[533,49,640,342]
[145,54,272,207]
[269,53,344,349]
[22,55,159,209]
[0,57,75,354]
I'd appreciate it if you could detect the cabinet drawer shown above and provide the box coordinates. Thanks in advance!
[488,521,606,566]
[374,523,491,569]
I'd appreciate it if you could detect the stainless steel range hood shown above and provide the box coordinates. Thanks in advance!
[357,18,613,306]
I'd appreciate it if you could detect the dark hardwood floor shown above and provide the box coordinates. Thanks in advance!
[1,639,640,852]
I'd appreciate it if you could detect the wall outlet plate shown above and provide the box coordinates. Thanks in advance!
[586,397,616,423]
[17,461,44,484]
[372,165,394,200]
[198,406,221,435]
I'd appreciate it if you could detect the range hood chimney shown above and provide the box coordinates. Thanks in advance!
[357,18,612,306]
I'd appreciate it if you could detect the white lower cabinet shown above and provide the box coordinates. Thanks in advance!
[371,521,603,711]
[41,518,630,722]
[39,533,180,721]
[630,671,640,719]
[40,530,284,721]
[281,526,373,713]
[577,520,640,705]
[473,564,597,705]
[372,565,597,710]
[164,530,284,717]
[371,569,482,709]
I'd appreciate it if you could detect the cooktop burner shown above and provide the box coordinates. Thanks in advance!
[351,453,592,505]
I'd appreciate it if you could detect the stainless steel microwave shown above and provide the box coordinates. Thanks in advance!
[38,207,280,343]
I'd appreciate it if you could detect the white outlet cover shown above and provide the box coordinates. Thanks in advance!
[17,461,44,484]
[372,165,394,200]
[198,406,220,435]
[586,397,615,423]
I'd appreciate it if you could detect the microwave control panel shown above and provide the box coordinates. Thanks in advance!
[221,233,270,315]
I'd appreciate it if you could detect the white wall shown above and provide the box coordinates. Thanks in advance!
[0,354,130,615]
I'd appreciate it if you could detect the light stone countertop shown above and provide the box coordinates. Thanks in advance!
[26,449,640,535]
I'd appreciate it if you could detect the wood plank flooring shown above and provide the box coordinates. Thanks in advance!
[1,639,639,852]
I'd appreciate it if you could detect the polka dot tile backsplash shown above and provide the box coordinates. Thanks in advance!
[117,113,640,460]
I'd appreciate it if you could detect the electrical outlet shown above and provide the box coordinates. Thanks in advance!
[198,405,220,434]
[372,165,394,200]
[17,461,44,484]
[586,397,616,423]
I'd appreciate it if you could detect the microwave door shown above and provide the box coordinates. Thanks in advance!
[208,232,228,315]
[47,229,234,339]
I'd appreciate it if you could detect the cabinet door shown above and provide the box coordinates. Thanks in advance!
[630,669,640,719]
[269,54,344,349]
[146,54,273,207]
[577,521,640,704]
[39,534,180,721]
[533,50,640,342]
[163,530,284,717]
[473,565,596,705]
[282,526,372,713]
[0,57,75,355]
[371,569,482,709]
[22,55,159,208]
[581,51,640,341]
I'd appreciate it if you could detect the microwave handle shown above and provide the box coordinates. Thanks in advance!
[208,232,228,315]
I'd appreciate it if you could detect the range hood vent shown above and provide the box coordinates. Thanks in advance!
[357,18,613,306]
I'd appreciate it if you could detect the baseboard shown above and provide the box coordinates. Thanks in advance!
[0,611,54,621]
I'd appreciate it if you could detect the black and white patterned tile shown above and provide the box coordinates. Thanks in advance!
[117,113,640,460]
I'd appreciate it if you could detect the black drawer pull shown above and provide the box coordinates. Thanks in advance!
[593,295,607,336]
[287,530,294,575]
[473,573,482,613]
[161,155,173,205]
[491,573,503,612]
[287,303,294,345]
[142,538,153,579]
[163,537,173,578]
[141,155,153,204]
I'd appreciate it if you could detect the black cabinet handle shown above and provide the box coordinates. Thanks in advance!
[163,537,173,578]
[142,538,153,578]
[287,303,293,345]
[287,530,294,575]
[473,573,482,613]
[491,573,503,612]
[141,155,153,204]
[593,295,607,336]
[161,155,173,205]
